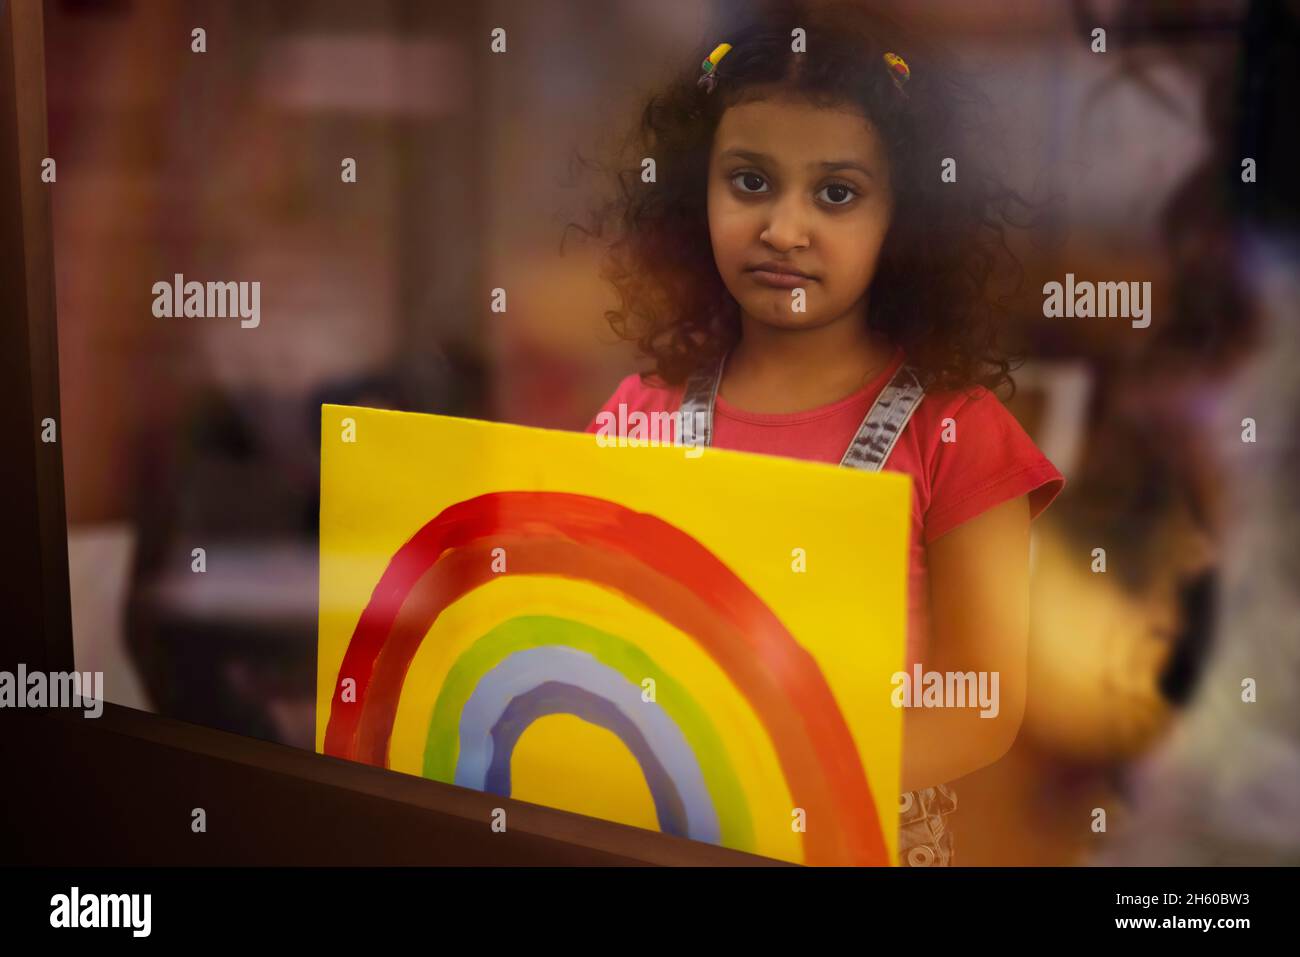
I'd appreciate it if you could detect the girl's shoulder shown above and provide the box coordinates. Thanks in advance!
[908,380,1066,541]
[914,380,1014,434]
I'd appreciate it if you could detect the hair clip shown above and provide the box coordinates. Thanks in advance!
[883,52,910,94]
[697,42,733,94]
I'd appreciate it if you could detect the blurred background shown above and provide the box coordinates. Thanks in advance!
[47,0,1299,865]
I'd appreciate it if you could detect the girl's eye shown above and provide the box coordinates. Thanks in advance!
[731,171,769,194]
[817,182,858,206]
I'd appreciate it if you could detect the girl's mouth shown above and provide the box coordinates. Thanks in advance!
[747,269,816,289]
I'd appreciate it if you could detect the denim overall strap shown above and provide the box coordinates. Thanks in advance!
[676,352,956,865]
[839,364,926,471]
[677,354,726,451]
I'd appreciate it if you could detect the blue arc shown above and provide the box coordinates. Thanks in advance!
[453,644,721,843]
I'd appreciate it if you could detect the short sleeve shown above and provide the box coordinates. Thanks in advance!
[922,389,1066,544]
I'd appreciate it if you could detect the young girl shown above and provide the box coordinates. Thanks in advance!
[581,2,1065,866]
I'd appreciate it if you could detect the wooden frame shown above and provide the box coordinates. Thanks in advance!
[0,0,778,866]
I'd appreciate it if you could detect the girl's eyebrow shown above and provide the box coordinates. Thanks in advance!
[820,160,875,180]
[718,148,875,179]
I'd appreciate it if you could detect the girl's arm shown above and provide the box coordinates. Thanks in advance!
[899,493,1031,792]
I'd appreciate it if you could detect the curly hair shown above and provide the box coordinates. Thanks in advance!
[567,0,1033,396]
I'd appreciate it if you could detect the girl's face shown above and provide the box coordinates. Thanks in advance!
[707,92,894,331]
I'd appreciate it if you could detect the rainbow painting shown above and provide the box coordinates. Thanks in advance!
[316,405,911,865]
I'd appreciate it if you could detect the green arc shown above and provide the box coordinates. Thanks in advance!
[421,614,756,853]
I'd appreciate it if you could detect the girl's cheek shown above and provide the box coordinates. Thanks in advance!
[842,218,889,274]
[713,195,748,228]
[713,211,751,255]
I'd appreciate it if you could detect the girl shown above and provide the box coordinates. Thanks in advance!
[580,2,1065,866]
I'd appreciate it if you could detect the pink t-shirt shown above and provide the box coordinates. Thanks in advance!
[585,345,1066,665]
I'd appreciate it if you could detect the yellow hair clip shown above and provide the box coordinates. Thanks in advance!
[697,42,733,93]
[883,52,910,94]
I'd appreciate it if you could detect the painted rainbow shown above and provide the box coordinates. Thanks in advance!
[322,489,890,866]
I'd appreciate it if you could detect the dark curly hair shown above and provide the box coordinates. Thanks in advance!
[566,0,1033,396]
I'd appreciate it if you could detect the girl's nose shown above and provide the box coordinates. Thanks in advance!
[760,194,811,251]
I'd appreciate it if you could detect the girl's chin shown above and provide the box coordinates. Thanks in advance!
[741,302,831,328]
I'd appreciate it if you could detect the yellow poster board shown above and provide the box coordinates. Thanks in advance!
[317,404,910,865]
